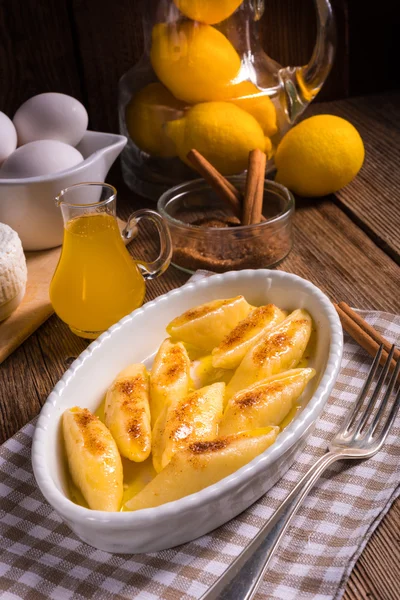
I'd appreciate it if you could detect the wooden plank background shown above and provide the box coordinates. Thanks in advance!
[2,0,398,127]
[2,0,397,132]
[0,0,351,130]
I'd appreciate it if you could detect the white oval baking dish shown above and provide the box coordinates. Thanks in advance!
[32,269,343,553]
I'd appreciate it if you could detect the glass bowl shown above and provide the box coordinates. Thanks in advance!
[157,176,294,274]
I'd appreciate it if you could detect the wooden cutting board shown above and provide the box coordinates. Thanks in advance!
[0,219,129,364]
[0,248,60,364]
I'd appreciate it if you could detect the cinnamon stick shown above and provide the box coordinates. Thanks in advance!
[338,302,400,362]
[334,303,399,378]
[187,149,242,219]
[242,149,266,225]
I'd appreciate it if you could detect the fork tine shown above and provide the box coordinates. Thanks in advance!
[354,345,396,436]
[368,356,400,438]
[340,345,383,435]
[373,385,400,452]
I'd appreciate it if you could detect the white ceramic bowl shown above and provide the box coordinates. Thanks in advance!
[32,269,343,554]
[0,131,127,251]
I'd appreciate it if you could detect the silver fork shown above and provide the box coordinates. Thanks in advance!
[200,345,400,600]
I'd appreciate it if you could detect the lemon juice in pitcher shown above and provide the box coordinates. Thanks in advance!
[50,183,172,338]
[50,212,146,337]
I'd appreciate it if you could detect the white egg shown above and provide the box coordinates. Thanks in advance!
[0,112,17,166]
[13,93,88,147]
[0,140,83,179]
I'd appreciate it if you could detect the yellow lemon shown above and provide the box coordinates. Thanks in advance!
[264,136,273,158]
[173,0,243,24]
[275,115,365,196]
[225,81,277,138]
[150,21,241,104]
[165,102,267,175]
[125,83,186,157]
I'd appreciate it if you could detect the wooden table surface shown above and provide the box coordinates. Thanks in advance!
[1,93,399,600]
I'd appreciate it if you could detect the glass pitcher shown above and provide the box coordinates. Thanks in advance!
[119,0,336,199]
[49,183,172,339]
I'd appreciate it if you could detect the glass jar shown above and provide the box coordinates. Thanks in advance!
[157,176,294,273]
[119,0,335,199]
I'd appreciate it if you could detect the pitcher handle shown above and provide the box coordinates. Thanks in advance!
[280,0,336,123]
[122,209,172,280]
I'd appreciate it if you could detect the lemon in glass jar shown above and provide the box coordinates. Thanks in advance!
[173,0,243,24]
[125,83,186,157]
[223,81,278,138]
[166,101,268,175]
[150,21,241,104]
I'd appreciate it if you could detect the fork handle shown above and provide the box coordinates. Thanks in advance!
[200,450,344,600]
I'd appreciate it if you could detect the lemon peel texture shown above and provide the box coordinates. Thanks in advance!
[225,81,278,138]
[166,102,267,175]
[150,22,241,104]
[275,114,365,197]
[173,0,243,24]
[126,83,186,157]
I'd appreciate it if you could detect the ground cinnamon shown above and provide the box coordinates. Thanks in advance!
[174,148,289,272]
[172,227,291,273]
[242,149,267,225]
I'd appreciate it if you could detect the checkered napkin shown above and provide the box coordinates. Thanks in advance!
[1,309,399,600]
